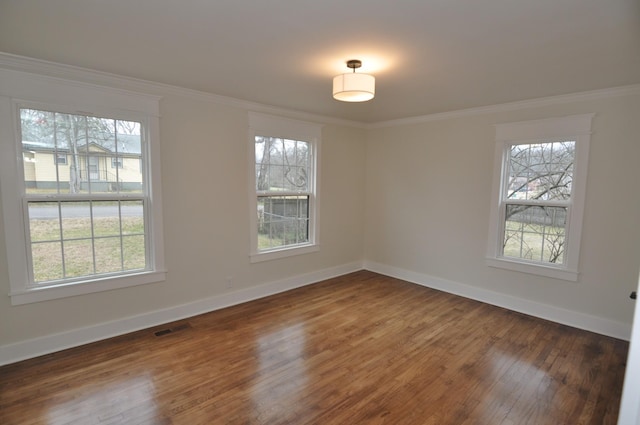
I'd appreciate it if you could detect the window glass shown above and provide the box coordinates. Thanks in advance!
[503,205,567,264]
[502,140,575,265]
[255,136,312,251]
[21,108,148,285]
[507,142,574,201]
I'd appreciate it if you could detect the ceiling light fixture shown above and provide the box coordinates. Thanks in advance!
[332,59,375,102]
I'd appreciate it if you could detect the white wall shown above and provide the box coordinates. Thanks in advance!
[364,92,640,335]
[0,80,367,360]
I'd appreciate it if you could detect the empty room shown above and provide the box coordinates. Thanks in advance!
[1,1,640,424]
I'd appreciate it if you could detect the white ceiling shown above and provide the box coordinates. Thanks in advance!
[1,0,639,123]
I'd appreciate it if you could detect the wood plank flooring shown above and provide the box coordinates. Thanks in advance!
[0,271,629,424]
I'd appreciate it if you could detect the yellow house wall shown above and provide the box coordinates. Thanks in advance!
[109,156,141,183]
[33,152,70,183]
[23,160,36,181]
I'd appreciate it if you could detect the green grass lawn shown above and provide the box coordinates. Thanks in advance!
[29,217,146,282]
[503,220,565,264]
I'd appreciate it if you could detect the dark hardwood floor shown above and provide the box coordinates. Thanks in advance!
[0,271,629,424]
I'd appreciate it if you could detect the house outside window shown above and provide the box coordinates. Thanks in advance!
[0,74,165,305]
[486,114,593,281]
[248,112,321,262]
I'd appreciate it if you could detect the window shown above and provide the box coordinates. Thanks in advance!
[486,114,593,281]
[248,112,321,262]
[21,108,148,283]
[0,74,165,305]
[111,157,123,169]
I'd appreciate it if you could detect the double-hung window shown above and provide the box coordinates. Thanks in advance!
[0,72,165,305]
[248,112,321,262]
[486,114,593,281]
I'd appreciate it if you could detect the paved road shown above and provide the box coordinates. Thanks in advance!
[29,205,143,219]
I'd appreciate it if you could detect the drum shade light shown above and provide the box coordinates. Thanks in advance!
[332,60,375,102]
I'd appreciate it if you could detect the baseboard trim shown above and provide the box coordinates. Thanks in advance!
[364,260,631,341]
[0,261,363,366]
[3,260,629,366]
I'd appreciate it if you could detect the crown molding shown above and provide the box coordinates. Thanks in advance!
[1,52,638,130]
[0,52,365,129]
[367,84,640,129]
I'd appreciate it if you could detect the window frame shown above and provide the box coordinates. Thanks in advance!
[486,114,594,281]
[0,76,165,305]
[111,156,123,169]
[248,112,321,263]
[54,152,68,165]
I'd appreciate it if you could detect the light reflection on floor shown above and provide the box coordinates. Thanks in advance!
[47,374,158,424]
[252,323,309,423]
[473,348,562,424]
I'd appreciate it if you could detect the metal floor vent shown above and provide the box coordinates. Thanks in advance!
[154,323,191,337]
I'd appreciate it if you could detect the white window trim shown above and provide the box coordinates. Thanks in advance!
[248,112,321,263]
[0,70,166,305]
[486,114,594,281]
[55,152,68,165]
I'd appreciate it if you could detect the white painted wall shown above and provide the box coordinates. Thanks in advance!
[364,93,640,334]
[0,85,367,359]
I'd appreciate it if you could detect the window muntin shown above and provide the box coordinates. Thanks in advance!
[19,108,149,287]
[255,136,312,252]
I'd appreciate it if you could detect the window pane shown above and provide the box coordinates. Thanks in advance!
[507,141,575,201]
[63,239,94,279]
[255,137,310,193]
[267,164,284,192]
[21,109,59,194]
[86,154,106,193]
[115,122,143,193]
[123,235,146,270]
[121,200,145,235]
[93,201,121,237]
[20,109,54,147]
[32,241,63,282]
[29,202,60,242]
[27,199,147,284]
[94,237,123,274]
[20,109,144,196]
[257,196,309,250]
[61,202,91,239]
[55,113,87,195]
[89,117,116,152]
[503,205,567,264]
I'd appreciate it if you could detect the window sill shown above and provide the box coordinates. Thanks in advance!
[9,270,167,305]
[250,244,319,263]
[486,257,578,282]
